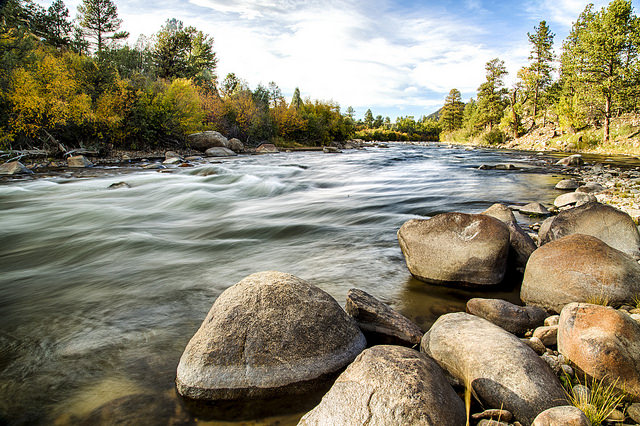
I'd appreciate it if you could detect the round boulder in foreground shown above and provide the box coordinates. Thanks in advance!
[521,234,640,313]
[176,271,366,401]
[299,345,466,426]
[397,213,510,286]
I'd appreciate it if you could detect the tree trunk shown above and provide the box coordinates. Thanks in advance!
[510,90,519,139]
[604,95,611,143]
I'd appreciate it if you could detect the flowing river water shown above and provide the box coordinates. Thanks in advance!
[0,144,566,424]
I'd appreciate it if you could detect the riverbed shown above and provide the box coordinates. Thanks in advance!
[0,144,564,424]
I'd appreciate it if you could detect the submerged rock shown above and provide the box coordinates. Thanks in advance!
[299,345,466,426]
[538,202,640,259]
[421,312,567,425]
[108,181,130,190]
[558,303,640,400]
[345,289,422,347]
[176,271,366,401]
[521,234,640,313]
[397,213,510,286]
[466,298,547,336]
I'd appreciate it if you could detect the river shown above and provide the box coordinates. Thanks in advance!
[0,144,564,424]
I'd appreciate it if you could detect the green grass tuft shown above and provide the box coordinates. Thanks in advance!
[563,373,626,425]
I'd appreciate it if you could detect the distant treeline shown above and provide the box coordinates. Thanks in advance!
[0,0,358,151]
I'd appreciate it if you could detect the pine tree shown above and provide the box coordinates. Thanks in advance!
[439,88,464,132]
[477,58,508,130]
[44,0,72,48]
[364,109,374,128]
[523,21,555,121]
[291,87,302,109]
[77,0,128,53]
[560,0,640,142]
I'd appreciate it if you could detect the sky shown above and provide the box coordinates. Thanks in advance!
[36,0,640,120]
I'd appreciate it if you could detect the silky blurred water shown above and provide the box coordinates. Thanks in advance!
[0,144,564,425]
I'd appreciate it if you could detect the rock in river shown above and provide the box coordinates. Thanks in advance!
[538,202,640,259]
[175,271,366,401]
[397,213,510,286]
[67,155,93,168]
[521,234,640,313]
[227,138,244,153]
[482,203,537,271]
[345,288,422,347]
[553,192,595,208]
[299,345,466,426]
[0,161,31,175]
[256,143,278,153]
[554,179,580,190]
[555,154,584,167]
[205,147,236,157]
[466,298,547,336]
[188,131,229,151]
[421,312,567,425]
[558,303,640,400]
[517,202,551,216]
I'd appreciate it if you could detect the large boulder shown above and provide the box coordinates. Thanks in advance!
[188,131,229,152]
[558,303,640,400]
[227,138,244,153]
[517,202,551,216]
[531,406,591,426]
[466,298,547,335]
[345,289,423,347]
[521,234,640,313]
[421,313,567,425]
[299,345,466,426]
[176,271,366,401]
[0,161,31,175]
[482,203,537,271]
[397,213,510,286]
[538,202,640,259]
[205,147,237,157]
[554,179,580,190]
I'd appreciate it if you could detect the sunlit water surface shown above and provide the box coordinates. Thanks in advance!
[0,144,565,424]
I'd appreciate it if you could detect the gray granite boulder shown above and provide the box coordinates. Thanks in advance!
[345,289,422,347]
[522,234,640,313]
[227,138,244,153]
[576,182,604,193]
[256,143,278,153]
[421,312,567,425]
[554,179,580,190]
[538,202,640,259]
[517,202,551,216]
[176,271,366,401]
[397,213,510,286]
[299,345,466,426]
[482,203,537,271]
[466,298,547,335]
[553,192,595,208]
[555,154,584,167]
[531,406,590,426]
[558,303,640,400]
[188,131,229,152]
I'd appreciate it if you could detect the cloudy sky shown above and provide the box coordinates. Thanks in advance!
[36,0,640,120]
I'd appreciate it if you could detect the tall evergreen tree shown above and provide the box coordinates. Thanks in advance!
[523,21,555,121]
[477,58,508,130]
[364,108,374,128]
[439,88,464,132]
[77,0,128,53]
[43,0,72,48]
[561,0,640,142]
[291,87,302,109]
